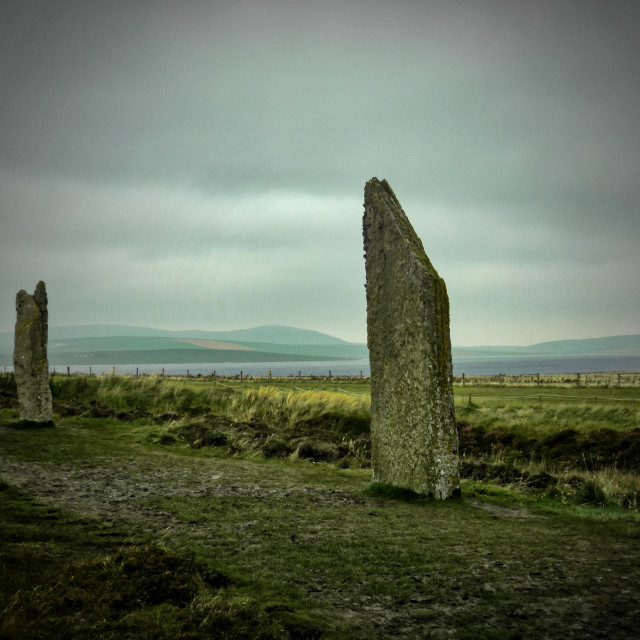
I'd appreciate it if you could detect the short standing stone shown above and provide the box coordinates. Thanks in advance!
[363,178,459,499]
[13,281,53,423]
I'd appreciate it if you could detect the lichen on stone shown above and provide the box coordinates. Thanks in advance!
[13,280,53,424]
[363,178,459,499]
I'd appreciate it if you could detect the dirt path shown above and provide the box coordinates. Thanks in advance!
[0,455,362,537]
[3,453,640,639]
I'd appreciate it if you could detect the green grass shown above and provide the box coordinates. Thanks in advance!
[2,376,640,637]
[3,430,638,638]
[456,401,640,437]
[0,484,292,639]
[48,375,370,424]
[44,374,640,436]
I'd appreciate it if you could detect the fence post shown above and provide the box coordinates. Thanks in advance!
[187,369,190,378]
[240,370,243,383]
[136,367,139,379]
[576,373,580,387]
[537,373,540,387]
[618,373,621,388]
[329,370,332,382]
[462,373,465,387]
[67,366,70,378]
[162,368,165,379]
[89,366,92,376]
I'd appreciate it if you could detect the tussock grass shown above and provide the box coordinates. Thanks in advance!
[457,401,640,438]
[46,375,640,442]
[45,375,640,504]
[463,451,640,513]
[550,467,640,511]
[2,376,640,638]
[2,373,631,514]
[51,376,370,429]
[220,387,370,430]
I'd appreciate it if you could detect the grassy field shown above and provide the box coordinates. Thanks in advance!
[1,374,639,638]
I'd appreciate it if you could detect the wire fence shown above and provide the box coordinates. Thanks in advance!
[2,361,639,388]
[455,371,640,388]
[2,369,639,405]
[454,393,640,405]
[39,366,640,390]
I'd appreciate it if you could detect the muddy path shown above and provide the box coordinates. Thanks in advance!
[2,433,640,639]
[1,454,361,536]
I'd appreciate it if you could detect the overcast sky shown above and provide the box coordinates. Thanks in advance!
[1,0,639,345]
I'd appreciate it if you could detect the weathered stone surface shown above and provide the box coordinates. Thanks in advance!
[13,281,53,423]
[363,178,459,499]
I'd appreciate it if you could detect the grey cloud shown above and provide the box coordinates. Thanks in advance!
[0,174,358,261]
[3,0,638,241]
[1,0,638,344]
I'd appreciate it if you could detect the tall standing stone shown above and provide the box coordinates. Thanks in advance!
[363,178,459,499]
[13,281,53,423]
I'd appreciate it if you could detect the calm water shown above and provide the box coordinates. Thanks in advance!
[44,354,640,378]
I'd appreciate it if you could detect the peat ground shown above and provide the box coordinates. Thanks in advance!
[2,375,640,638]
[1,406,640,639]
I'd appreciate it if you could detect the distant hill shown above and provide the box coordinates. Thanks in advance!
[0,324,365,366]
[1,325,638,366]
[520,334,640,356]
[46,325,179,339]
[43,349,340,366]
[175,325,350,345]
[0,324,351,349]
[454,335,640,357]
